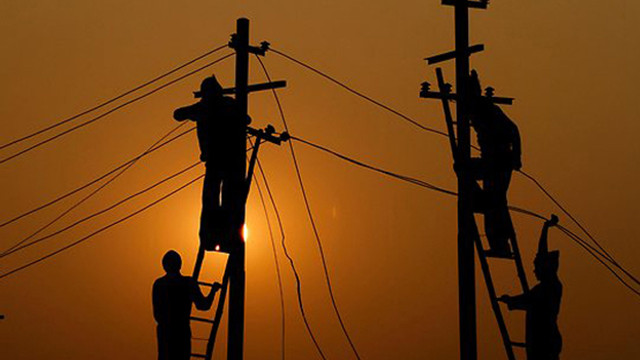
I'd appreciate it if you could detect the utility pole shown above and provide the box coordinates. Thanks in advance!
[421,1,494,359]
[228,17,249,360]
[453,2,477,359]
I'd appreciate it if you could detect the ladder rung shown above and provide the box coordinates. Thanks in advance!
[191,354,207,358]
[197,281,216,287]
[511,341,527,348]
[190,316,215,324]
[482,249,515,259]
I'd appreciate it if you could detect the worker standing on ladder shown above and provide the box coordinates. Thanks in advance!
[499,216,563,360]
[174,75,250,251]
[468,70,522,258]
[153,250,222,360]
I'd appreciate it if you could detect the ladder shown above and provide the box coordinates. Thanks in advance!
[429,68,529,359]
[186,125,289,360]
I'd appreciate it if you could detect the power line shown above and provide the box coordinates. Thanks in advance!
[253,153,327,360]
[1,122,189,256]
[267,45,638,295]
[0,52,234,166]
[252,169,286,360]
[290,135,640,298]
[0,174,205,281]
[1,161,202,259]
[268,47,634,290]
[0,125,196,230]
[270,47,448,138]
[0,44,227,152]
[256,55,362,360]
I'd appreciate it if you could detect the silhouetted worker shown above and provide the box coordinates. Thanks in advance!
[173,75,250,250]
[153,250,221,360]
[468,70,522,258]
[499,215,563,360]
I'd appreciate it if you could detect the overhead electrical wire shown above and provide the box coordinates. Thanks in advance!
[1,161,202,259]
[0,174,205,280]
[268,46,636,290]
[0,125,196,230]
[0,52,234,166]
[1,122,189,256]
[256,55,362,360]
[0,43,227,152]
[289,135,640,298]
[252,171,286,360]
[254,154,328,360]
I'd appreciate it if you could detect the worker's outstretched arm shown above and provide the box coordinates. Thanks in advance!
[173,103,200,122]
[192,280,221,311]
[498,293,529,311]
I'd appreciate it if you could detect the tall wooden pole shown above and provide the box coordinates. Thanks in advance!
[454,2,477,360]
[228,17,249,360]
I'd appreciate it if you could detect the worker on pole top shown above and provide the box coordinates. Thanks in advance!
[468,69,522,258]
[174,75,251,251]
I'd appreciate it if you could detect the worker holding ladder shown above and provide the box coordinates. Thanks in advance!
[500,216,563,360]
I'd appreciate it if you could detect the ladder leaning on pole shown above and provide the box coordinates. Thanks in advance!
[186,125,289,360]
[420,67,529,360]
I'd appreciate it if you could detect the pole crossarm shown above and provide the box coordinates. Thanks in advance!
[222,80,287,95]
[420,82,514,105]
[247,125,290,146]
[442,0,489,9]
[425,44,484,65]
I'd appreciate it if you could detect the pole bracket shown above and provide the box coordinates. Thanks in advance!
[441,0,489,9]
[425,44,484,65]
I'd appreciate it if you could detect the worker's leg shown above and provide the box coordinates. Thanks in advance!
[483,170,512,257]
[200,166,222,250]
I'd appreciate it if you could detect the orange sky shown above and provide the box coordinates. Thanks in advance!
[1,1,639,359]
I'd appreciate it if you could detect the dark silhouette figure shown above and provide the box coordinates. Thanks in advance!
[152,250,221,360]
[499,216,562,360]
[174,75,250,250]
[468,70,522,258]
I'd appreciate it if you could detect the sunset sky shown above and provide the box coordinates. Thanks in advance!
[1,1,639,359]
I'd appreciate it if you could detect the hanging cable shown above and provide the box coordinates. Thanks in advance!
[254,154,328,360]
[252,171,286,360]
[1,122,189,256]
[268,47,634,287]
[256,55,361,360]
[1,161,202,259]
[290,135,640,298]
[0,126,196,230]
[0,174,205,280]
[270,48,447,138]
[0,52,234,166]
[0,44,227,151]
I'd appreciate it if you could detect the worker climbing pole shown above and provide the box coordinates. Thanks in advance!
[420,1,534,359]
[169,18,288,360]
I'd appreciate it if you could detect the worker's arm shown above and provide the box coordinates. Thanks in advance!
[173,103,200,122]
[498,292,529,311]
[192,280,221,311]
[509,119,522,170]
[152,280,163,323]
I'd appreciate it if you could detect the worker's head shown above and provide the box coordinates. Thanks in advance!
[194,75,223,100]
[162,250,182,275]
[534,250,559,281]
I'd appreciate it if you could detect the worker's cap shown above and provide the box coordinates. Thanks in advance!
[194,75,223,98]
[534,250,560,272]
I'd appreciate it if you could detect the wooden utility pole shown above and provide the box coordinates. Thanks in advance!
[453,2,477,359]
[228,17,249,360]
